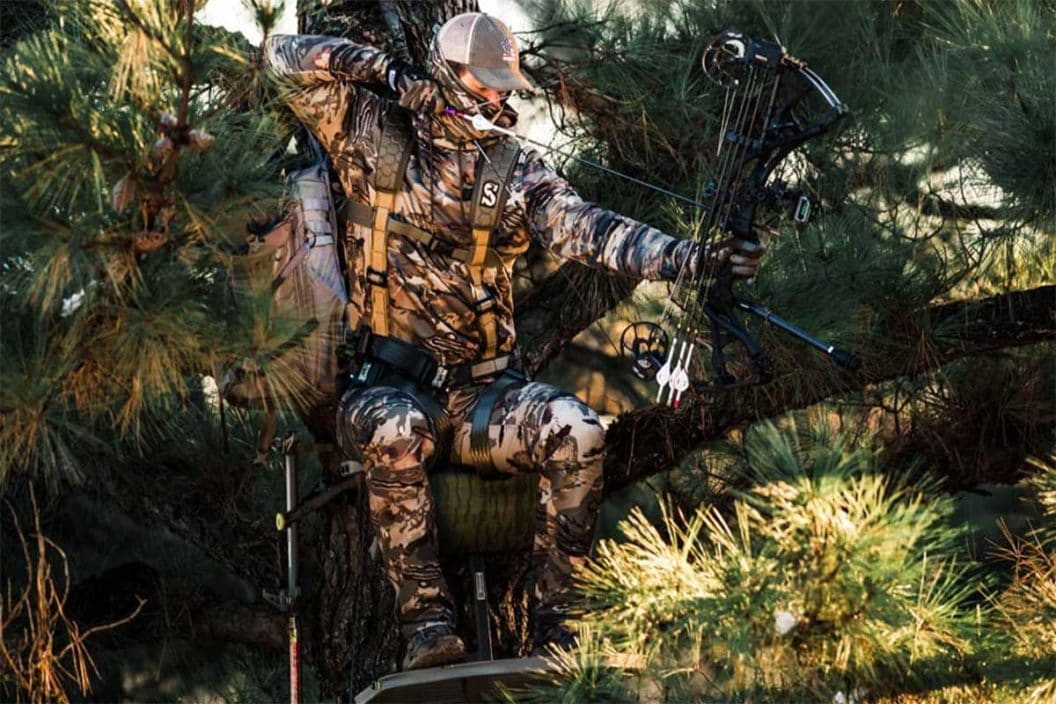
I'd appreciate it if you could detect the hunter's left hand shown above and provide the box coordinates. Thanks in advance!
[699,234,768,281]
[725,237,766,279]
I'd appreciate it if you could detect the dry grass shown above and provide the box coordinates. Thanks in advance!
[0,485,144,703]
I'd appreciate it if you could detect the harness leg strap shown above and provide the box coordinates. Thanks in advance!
[466,373,524,473]
[467,378,576,476]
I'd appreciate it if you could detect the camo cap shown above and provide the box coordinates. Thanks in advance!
[436,13,536,93]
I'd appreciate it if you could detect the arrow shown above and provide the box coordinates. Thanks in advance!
[443,107,712,211]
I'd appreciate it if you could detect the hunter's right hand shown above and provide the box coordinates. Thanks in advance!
[387,60,445,115]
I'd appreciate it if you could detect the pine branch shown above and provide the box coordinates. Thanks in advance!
[113,0,182,66]
[515,263,636,376]
[603,284,1056,494]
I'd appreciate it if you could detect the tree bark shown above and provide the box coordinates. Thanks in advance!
[515,264,637,376]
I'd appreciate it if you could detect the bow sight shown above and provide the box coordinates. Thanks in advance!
[622,29,859,406]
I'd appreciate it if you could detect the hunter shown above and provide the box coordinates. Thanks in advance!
[265,12,763,670]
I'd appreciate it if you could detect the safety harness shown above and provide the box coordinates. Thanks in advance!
[341,107,528,472]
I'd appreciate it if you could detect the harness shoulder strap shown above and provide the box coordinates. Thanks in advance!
[365,108,415,336]
[469,139,521,276]
[468,138,521,358]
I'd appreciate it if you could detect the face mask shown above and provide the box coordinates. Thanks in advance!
[424,37,516,144]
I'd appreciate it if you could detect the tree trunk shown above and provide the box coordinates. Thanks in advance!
[304,477,535,696]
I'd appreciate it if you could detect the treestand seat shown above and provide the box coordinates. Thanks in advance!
[430,463,537,557]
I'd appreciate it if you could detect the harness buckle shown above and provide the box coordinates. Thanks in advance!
[356,361,374,384]
[366,267,387,286]
[472,292,496,314]
[431,365,449,389]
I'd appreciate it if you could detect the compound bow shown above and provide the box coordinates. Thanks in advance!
[620,29,859,407]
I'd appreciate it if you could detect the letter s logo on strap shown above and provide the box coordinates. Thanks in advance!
[481,181,500,208]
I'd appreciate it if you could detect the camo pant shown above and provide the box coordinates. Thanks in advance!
[337,382,605,639]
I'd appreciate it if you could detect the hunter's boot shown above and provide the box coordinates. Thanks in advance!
[402,622,467,670]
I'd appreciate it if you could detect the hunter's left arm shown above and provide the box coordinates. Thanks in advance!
[519,149,698,281]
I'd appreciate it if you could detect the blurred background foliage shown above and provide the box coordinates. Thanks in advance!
[0,0,1052,701]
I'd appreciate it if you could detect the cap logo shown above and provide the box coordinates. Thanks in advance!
[500,35,514,62]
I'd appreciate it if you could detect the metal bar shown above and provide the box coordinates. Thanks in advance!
[469,554,493,662]
[283,434,301,704]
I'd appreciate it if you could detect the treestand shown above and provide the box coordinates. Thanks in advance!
[352,464,545,702]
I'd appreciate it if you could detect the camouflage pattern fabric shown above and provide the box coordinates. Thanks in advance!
[339,380,604,638]
[336,385,454,637]
[451,383,605,623]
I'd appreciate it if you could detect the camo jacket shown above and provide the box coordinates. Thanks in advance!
[265,34,699,371]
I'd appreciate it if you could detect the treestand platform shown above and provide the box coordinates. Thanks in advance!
[353,656,559,703]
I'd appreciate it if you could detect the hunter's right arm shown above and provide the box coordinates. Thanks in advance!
[264,34,395,145]
[265,34,393,88]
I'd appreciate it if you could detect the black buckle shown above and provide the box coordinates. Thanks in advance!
[366,267,387,287]
[354,325,372,358]
[472,292,496,314]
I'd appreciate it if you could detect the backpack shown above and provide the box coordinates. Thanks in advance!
[219,161,347,460]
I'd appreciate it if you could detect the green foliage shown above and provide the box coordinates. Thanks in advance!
[883,353,1056,489]
[987,458,1056,702]
[530,422,979,702]
[526,0,1053,395]
[1027,457,1056,524]
[0,0,289,487]
[923,0,1056,224]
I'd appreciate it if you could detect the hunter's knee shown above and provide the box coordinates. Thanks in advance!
[540,396,606,470]
[338,387,436,471]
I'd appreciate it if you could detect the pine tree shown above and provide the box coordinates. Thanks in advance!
[524,421,978,702]
[1,0,1053,699]
[0,0,286,487]
[0,1,295,699]
[520,425,1055,703]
